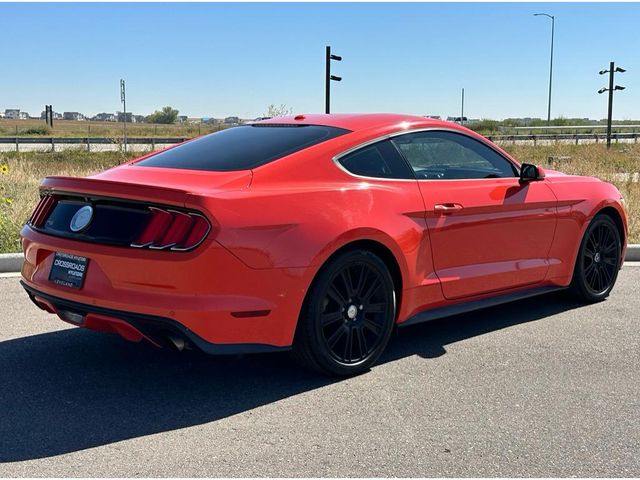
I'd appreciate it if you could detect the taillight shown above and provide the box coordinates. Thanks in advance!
[29,194,57,228]
[132,207,211,251]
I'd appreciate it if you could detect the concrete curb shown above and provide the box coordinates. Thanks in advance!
[0,253,23,273]
[1,245,639,274]
[627,244,640,261]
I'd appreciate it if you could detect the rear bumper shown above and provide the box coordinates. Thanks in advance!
[20,225,311,349]
[22,282,288,354]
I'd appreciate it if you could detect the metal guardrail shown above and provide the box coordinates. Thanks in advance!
[486,132,640,144]
[0,137,187,152]
[0,137,187,144]
[510,124,640,131]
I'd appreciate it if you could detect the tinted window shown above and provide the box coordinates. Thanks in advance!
[338,140,414,179]
[137,124,350,172]
[392,131,517,180]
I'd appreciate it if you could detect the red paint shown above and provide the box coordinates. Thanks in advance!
[21,114,628,349]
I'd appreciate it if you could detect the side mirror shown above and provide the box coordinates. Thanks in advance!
[519,163,545,183]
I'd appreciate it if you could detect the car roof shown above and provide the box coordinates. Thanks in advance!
[257,113,457,133]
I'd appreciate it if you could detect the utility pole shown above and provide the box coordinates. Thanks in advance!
[461,88,465,125]
[120,79,127,152]
[534,13,555,125]
[325,46,342,114]
[598,62,626,148]
[44,105,53,127]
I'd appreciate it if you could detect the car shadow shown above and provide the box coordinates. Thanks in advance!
[0,291,583,462]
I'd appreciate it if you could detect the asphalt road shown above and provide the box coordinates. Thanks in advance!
[0,269,638,477]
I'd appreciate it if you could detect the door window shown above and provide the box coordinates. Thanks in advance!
[391,131,518,180]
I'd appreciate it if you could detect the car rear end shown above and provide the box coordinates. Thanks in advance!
[20,170,304,352]
[20,122,355,353]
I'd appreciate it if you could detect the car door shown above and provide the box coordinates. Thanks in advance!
[391,130,558,300]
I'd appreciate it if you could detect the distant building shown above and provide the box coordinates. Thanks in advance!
[177,115,188,123]
[4,109,21,119]
[116,112,136,123]
[133,115,146,123]
[92,113,117,122]
[63,112,86,121]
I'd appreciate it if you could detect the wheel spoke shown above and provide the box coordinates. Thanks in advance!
[327,284,347,306]
[363,318,381,336]
[322,310,343,327]
[587,265,598,287]
[354,265,368,296]
[340,269,355,299]
[594,268,603,291]
[600,265,611,286]
[584,262,596,278]
[597,226,605,248]
[367,302,386,314]
[343,327,353,361]
[327,325,346,348]
[362,277,382,302]
[602,227,612,248]
[357,327,368,356]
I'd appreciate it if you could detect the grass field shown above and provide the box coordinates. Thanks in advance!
[0,150,137,253]
[0,118,224,138]
[0,144,638,254]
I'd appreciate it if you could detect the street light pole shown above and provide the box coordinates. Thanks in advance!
[534,13,554,125]
[607,62,614,147]
[461,88,465,125]
[598,62,626,148]
[120,79,127,153]
[325,46,342,114]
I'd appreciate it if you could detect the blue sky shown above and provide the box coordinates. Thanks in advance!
[1,2,639,120]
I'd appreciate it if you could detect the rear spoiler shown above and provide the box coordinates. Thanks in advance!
[40,176,189,207]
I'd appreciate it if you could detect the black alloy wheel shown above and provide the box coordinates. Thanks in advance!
[571,214,621,302]
[293,249,396,376]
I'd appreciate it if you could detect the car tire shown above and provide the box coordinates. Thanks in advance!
[292,249,396,376]
[569,213,622,303]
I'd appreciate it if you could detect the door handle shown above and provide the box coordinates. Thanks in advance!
[434,203,464,215]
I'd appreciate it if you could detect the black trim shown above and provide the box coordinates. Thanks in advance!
[21,282,290,355]
[399,286,565,327]
[28,192,211,253]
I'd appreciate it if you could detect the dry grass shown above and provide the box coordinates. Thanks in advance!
[0,118,224,138]
[0,144,638,253]
[0,150,136,252]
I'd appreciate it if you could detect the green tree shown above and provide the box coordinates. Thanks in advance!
[147,106,179,124]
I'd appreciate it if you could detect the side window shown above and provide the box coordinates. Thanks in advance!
[337,139,414,179]
[391,131,518,180]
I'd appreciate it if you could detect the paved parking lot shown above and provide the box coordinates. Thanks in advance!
[0,268,638,477]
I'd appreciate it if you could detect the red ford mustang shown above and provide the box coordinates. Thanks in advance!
[20,114,628,375]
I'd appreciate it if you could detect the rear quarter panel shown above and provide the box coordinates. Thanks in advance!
[188,131,442,322]
[543,173,627,285]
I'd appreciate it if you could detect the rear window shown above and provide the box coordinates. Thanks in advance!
[136,124,351,172]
